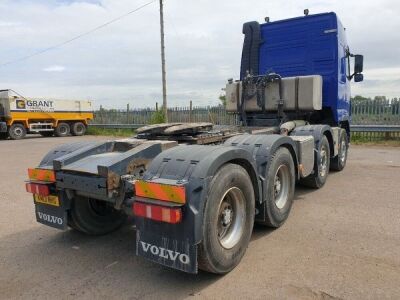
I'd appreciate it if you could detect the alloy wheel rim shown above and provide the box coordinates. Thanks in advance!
[14,127,23,136]
[274,164,290,209]
[60,126,67,134]
[340,140,347,164]
[319,146,328,177]
[217,187,245,249]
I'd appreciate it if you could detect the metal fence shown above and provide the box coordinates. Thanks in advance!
[92,100,400,141]
[94,104,239,126]
[351,99,400,125]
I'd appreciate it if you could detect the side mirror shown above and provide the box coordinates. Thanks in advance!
[354,55,363,73]
[354,73,364,82]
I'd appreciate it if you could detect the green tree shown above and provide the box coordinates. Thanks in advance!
[351,95,370,101]
[150,107,166,124]
[219,94,226,107]
[374,96,387,101]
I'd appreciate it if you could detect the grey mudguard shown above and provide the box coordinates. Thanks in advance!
[137,134,299,244]
[224,134,299,223]
[137,144,258,245]
[224,133,299,182]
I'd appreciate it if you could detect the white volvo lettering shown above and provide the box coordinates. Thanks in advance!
[159,247,169,259]
[140,241,190,265]
[166,249,179,261]
[150,245,160,255]
[37,212,63,225]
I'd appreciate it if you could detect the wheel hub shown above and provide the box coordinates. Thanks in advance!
[319,148,328,177]
[222,207,233,226]
[340,141,347,164]
[217,187,245,249]
[14,128,23,136]
[274,177,281,196]
[273,165,290,209]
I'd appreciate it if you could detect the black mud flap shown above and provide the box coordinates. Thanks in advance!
[136,231,197,274]
[35,204,67,230]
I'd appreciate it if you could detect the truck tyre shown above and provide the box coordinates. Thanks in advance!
[71,122,86,136]
[0,132,8,140]
[40,132,54,137]
[330,129,348,171]
[8,124,26,140]
[68,196,127,235]
[300,135,330,188]
[198,164,255,274]
[257,147,295,228]
[55,122,70,137]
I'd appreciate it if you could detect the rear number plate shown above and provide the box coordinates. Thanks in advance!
[34,194,60,207]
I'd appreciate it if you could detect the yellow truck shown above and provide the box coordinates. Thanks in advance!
[0,90,93,140]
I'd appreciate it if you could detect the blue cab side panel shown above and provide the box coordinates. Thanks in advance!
[336,18,351,122]
[257,12,349,123]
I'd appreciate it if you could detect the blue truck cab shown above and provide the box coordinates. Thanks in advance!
[240,12,364,132]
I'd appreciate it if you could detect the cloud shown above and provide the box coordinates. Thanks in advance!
[43,65,66,72]
[0,21,22,27]
[0,0,399,109]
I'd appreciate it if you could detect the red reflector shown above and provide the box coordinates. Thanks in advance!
[133,202,182,224]
[25,182,50,196]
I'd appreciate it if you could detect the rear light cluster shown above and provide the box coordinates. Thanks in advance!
[133,202,182,224]
[25,182,50,196]
[133,180,186,224]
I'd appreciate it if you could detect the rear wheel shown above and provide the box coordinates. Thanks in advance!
[68,196,127,235]
[8,124,26,140]
[198,164,255,274]
[300,135,330,188]
[55,122,70,137]
[71,122,86,136]
[0,132,8,140]
[330,129,348,171]
[257,147,295,227]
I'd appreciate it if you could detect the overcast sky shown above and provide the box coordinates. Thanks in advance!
[0,0,399,108]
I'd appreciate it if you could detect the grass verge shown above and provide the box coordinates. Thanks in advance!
[351,136,400,146]
[86,127,135,137]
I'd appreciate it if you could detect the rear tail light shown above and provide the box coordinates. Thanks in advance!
[25,182,50,196]
[133,202,182,224]
[28,168,56,182]
[135,180,186,204]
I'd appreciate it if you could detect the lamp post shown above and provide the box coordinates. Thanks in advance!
[159,0,168,122]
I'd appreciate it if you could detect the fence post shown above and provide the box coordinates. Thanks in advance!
[208,106,214,124]
[100,105,104,124]
[156,102,159,111]
[189,100,192,123]
[126,103,130,124]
